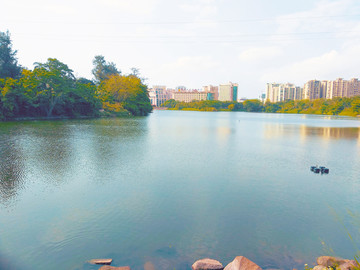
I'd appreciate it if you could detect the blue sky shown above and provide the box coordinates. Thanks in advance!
[1,0,360,98]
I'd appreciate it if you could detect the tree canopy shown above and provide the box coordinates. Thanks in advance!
[99,73,152,116]
[0,31,22,79]
[92,55,120,84]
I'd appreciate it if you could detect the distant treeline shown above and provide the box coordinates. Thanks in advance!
[0,31,152,121]
[162,97,360,116]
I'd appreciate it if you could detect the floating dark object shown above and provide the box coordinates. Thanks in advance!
[310,166,329,174]
[321,168,329,174]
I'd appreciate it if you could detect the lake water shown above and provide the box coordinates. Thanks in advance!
[0,111,360,270]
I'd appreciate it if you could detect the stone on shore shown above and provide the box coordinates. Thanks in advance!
[89,259,113,265]
[315,256,359,270]
[98,266,131,270]
[339,260,358,270]
[224,256,262,270]
[316,256,346,267]
[312,266,327,270]
[192,258,224,270]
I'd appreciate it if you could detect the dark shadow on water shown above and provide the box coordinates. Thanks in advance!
[0,253,18,270]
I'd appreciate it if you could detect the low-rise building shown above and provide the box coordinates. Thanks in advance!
[172,91,212,102]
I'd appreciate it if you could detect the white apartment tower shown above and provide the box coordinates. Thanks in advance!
[266,83,303,102]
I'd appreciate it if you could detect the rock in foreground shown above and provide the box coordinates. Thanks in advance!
[224,256,262,270]
[192,258,224,270]
[315,256,358,270]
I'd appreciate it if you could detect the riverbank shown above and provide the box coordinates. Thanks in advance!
[161,97,360,117]
[88,255,359,270]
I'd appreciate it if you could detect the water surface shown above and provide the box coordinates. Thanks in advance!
[0,111,360,270]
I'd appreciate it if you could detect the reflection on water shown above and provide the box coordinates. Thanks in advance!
[300,126,360,140]
[0,139,25,205]
[264,123,360,141]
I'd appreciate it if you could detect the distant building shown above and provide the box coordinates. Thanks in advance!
[203,85,219,100]
[326,78,360,99]
[172,91,211,102]
[218,82,238,101]
[148,85,169,107]
[175,86,186,91]
[266,83,303,102]
[304,80,322,100]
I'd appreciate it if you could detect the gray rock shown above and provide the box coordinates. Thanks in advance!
[192,258,224,270]
[224,256,262,270]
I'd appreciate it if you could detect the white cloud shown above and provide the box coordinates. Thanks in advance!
[238,47,283,62]
[261,44,360,84]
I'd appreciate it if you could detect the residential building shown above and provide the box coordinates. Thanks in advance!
[304,80,322,100]
[266,83,303,102]
[218,82,238,101]
[148,85,169,107]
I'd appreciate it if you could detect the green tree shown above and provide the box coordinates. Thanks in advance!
[29,58,76,117]
[0,31,22,79]
[92,55,120,84]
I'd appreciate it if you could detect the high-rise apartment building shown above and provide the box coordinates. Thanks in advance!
[326,78,360,99]
[304,80,322,100]
[218,82,238,101]
[266,83,303,102]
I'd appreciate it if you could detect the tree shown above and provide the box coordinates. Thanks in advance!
[100,73,152,116]
[92,55,120,84]
[0,31,22,79]
[29,58,76,117]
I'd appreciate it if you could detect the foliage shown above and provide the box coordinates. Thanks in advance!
[0,30,22,79]
[0,58,103,120]
[99,73,152,116]
[92,55,120,84]
[162,97,360,117]
[0,32,152,120]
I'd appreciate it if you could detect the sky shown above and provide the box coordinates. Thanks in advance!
[1,0,360,98]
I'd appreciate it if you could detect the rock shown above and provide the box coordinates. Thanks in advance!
[224,256,262,270]
[316,256,346,267]
[339,260,359,270]
[312,266,327,270]
[89,259,113,265]
[192,258,224,270]
[98,266,131,270]
[144,261,155,270]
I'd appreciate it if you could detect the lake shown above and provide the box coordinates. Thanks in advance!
[0,110,360,270]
